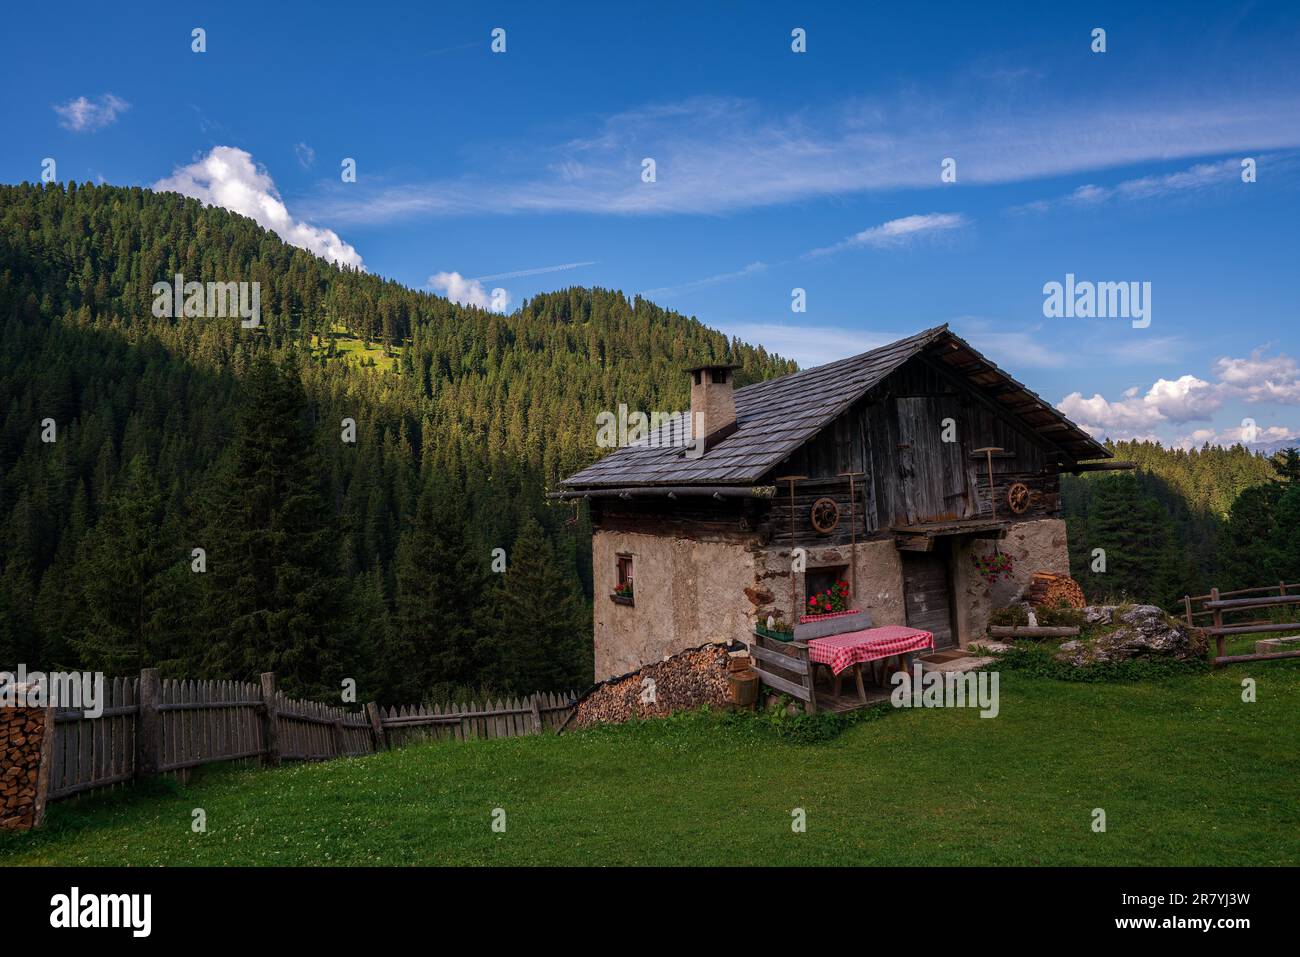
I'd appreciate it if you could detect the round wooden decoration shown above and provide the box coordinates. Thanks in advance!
[1006,482,1031,514]
[810,497,840,533]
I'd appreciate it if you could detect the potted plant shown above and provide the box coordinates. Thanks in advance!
[612,579,634,604]
[754,614,794,642]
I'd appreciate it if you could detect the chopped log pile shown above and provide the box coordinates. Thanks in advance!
[1027,571,1086,609]
[571,644,732,728]
[1,704,50,831]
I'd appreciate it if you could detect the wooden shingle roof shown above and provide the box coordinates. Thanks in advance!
[561,324,1107,488]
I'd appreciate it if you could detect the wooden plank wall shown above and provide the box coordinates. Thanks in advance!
[771,359,1064,536]
[762,477,867,549]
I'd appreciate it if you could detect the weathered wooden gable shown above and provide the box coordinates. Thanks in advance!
[768,351,1068,543]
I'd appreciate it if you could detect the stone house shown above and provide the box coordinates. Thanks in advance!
[558,325,1111,680]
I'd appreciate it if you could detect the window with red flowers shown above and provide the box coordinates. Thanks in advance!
[613,554,634,604]
[804,566,850,616]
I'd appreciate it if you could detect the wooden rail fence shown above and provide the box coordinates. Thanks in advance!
[1182,581,1300,665]
[46,669,576,803]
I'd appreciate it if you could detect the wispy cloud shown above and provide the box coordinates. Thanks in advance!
[946,319,1067,369]
[428,271,510,313]
[641,262,768,299]
[716,322,902,368]
[294,142,316,170]
[53,93,129,132]
[304,90,1300,223]
[154,146,363,269]
[643,212,965,300]
[805,213,967,258]
[1009,156,1269,214]
[471,261,597,282]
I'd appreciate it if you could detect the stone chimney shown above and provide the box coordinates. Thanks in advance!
[686,364,739,449]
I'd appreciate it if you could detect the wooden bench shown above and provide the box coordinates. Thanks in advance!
[749,632,818,713]
[751,611,904,712]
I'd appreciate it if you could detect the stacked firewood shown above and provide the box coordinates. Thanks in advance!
[1027,571,1086,609]
[1,707,46,830]
[572,645,732,727]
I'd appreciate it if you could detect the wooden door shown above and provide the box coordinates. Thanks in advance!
[895,396,971,524]
[902,547,956,650]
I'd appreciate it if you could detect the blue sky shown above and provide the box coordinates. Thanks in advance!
[3,0,1299,449]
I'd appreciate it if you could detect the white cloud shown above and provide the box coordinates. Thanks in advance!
[1177,424,1300,450]
[428,272,511,313]
[294,142,316,169]
[154,147,363,269]
[805,214,967,258]
[1058,374,1223,434]
[53,93,129,132]
[1214,349,1300,403]
[304,89,1300,223]
[1058,345,1300,442]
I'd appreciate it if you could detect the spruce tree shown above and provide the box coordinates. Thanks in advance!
[1079,472,1175,605]
[73,455,180,673]
[392,475,492,698]
[194,354,347,697]
[489,517,589,694]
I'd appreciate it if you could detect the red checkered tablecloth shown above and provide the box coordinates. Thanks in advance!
[806,626,934,675]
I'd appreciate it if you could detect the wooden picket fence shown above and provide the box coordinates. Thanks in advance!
[47,669,577,803]
[380,693,576,749]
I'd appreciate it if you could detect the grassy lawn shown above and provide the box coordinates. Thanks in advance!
[4,663,1297,866]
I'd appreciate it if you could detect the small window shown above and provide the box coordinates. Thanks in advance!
[614,554,634,604]
[710,367,728,384]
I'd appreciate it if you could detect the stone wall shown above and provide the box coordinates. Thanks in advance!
[592,529,757,679]
[750,540,907,628]
[952,518,1070,646]
[1,701,54,831]
[590,517,1072,675]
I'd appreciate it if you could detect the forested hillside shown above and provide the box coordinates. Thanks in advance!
[1062,441,1300,609]
[0,182,794,702]
[1,182,1293,700]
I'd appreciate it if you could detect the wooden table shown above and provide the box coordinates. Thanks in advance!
[806,627,935,702]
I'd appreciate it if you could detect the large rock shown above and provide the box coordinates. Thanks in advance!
[1083,605,1116,625]
[1055,604,1207,666]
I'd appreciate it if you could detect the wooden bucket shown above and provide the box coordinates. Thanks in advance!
[728,668,760,708]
